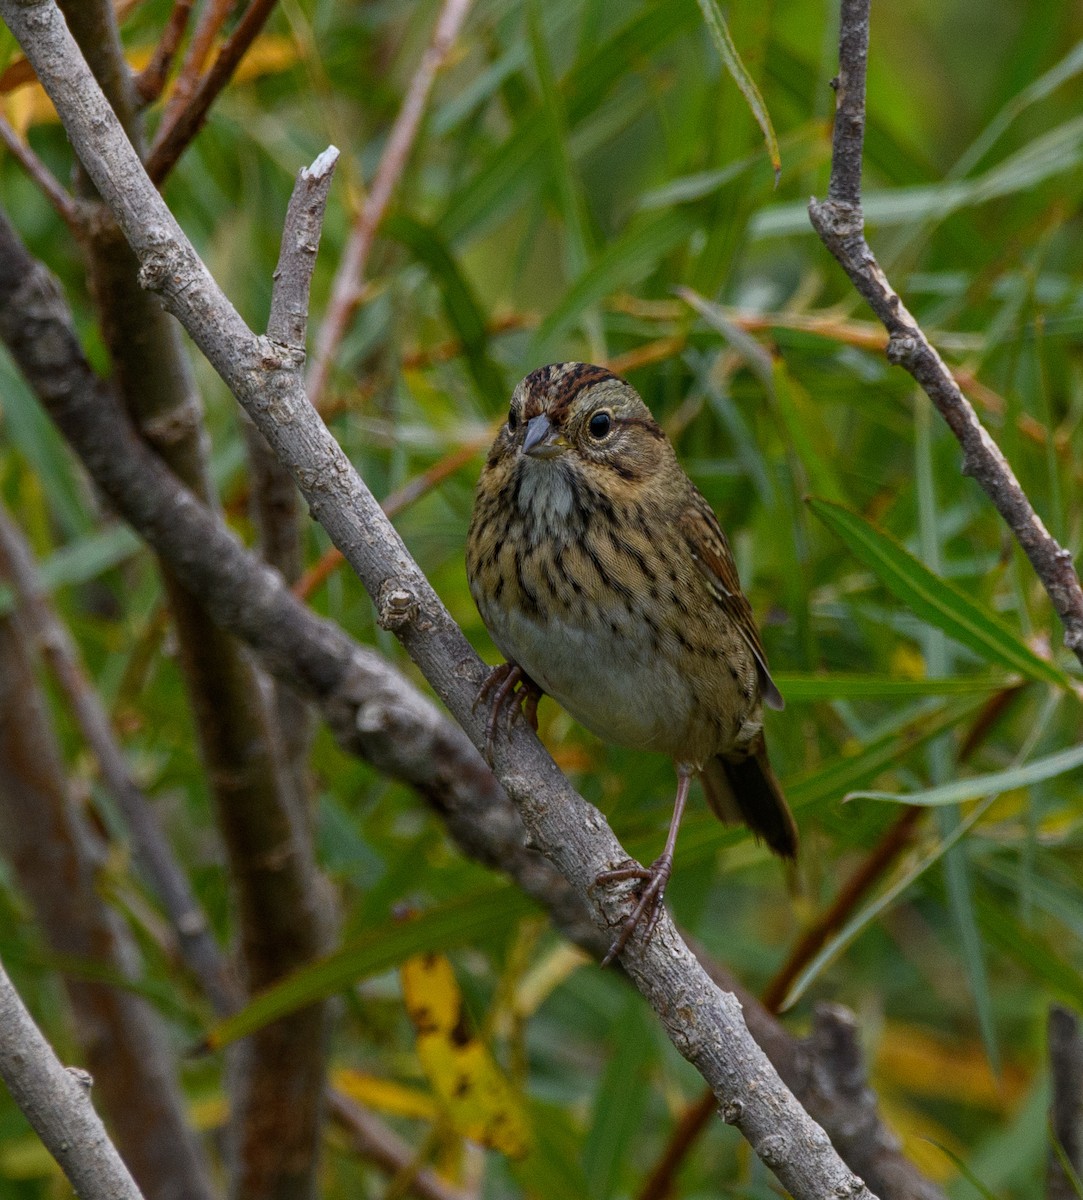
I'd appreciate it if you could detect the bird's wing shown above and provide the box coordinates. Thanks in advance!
[678,491,784,711]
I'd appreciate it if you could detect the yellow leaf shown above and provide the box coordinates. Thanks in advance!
[332,1067,439,1121]
[401,952,532,1158]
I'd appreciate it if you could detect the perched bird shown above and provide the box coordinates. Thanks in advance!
[467,363,796,963]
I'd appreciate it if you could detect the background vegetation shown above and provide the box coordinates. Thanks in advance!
[1,0,1082,1195]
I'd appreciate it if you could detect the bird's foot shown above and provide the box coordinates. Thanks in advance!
[596,852,673,967]
[474,662,542,763]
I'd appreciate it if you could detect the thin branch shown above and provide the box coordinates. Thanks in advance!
[328,1091,470,1200]
[269,146,338,349]
[307,0,473,410]
[134,0,195,106]
[294,431,493,601]
[1048,1005,1083,1200]
[809,0,1083,667]
[0,114,81,230]
[761,808,924,1013]
[0,544,215,1199]
[0,955,146,1200]
[158,0,234,125]
[0,206,944,1200]
[146,0,280,184]
[0,501,238,1017]
[4,10,885,1195]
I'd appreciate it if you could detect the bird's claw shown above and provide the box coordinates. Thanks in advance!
[474,662,542,763]
[596,853,674,967]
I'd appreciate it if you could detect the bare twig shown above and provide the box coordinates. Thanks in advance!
[761,808,924,1013]
[0,548,215,1200]
[809,0,1083,668]
[134,0,196,105]
[0,955,146,1200]
[0,206,946,1200]
[1048,1005,1083,1200]
[0,502,238,1017]
[294,432,492,601]
[158,0,234,124]
[146,0,280,184]
[0,114,81,229]
[328,1091,470,1200]
[3,10,887,1195]
[307,0,473,410]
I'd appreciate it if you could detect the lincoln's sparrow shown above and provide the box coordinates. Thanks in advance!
[467,363,796,963]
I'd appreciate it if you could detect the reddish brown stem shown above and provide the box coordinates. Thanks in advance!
[146,0,278,184]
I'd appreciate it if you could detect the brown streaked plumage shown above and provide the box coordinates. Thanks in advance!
[467,362,796,963]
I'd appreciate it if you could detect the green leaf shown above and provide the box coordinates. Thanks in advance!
[773,672,1012,700]
[780,792,999,1009]
[848,740,1083,807]
[0,525,144,616]
[383,214,508,407]
[695,0,781,184]
[583,996,654,1199]
[787,694,989,811]
[923,1140,1001,1200]
[808,498,1072,688]
[202,886,534,1051]
[529,210,696,356]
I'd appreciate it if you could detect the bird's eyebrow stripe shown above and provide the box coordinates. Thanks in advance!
[614,416,665,439]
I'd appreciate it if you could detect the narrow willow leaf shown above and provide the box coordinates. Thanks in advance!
[848,741,1083,807]
[924,1141,1001,1200]
[787,694,988,811]
[695,0,781,184]
[678,287,845,502]
[202,887,533,1051]
[780,794,998,1009]
[808,498,1072,688]
[1050,1126,1083,1200]
[383,214,507,407]
[0,525,143,617]
[774,673,1012,700]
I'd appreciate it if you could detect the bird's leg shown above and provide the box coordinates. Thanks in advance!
[474,661,543,762]
[596,764,693,967]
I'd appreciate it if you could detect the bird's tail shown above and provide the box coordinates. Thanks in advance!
[699,735,798,860]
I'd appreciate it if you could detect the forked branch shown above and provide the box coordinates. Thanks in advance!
[1,1,877,1193]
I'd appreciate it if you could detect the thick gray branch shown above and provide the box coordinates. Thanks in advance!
[0,4,888,1195]
[0,204,944,1200]
[0,4,881,1194]
[809,0,1083,666]
[0,955,145,1200]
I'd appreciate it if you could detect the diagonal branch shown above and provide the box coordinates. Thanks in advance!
[307,0,473,410]
[0,201,944,1200]
[0,501,238,1017]
[146,0,279,184]
[809,0,1083,669]
[0,5,881,1194]
[0,955,146,1200]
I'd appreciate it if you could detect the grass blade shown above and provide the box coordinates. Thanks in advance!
[695,0,781,184]
[848,741,1083,807]
[808,498,1072,688]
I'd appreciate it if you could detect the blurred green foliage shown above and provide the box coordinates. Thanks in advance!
[1,0,1083,1195]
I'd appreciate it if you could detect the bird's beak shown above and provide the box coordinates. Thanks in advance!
[522,413,568,459]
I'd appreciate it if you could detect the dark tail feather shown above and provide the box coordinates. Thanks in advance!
[700,739,798,860]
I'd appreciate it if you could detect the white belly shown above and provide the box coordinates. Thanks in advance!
[482,602,692,754]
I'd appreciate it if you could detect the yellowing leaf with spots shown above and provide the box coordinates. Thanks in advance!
[401,952,531,1158]
[331,1067,438,1121]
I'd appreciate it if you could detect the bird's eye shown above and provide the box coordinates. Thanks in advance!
[508,407,518,432]
[588,411,611,439]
